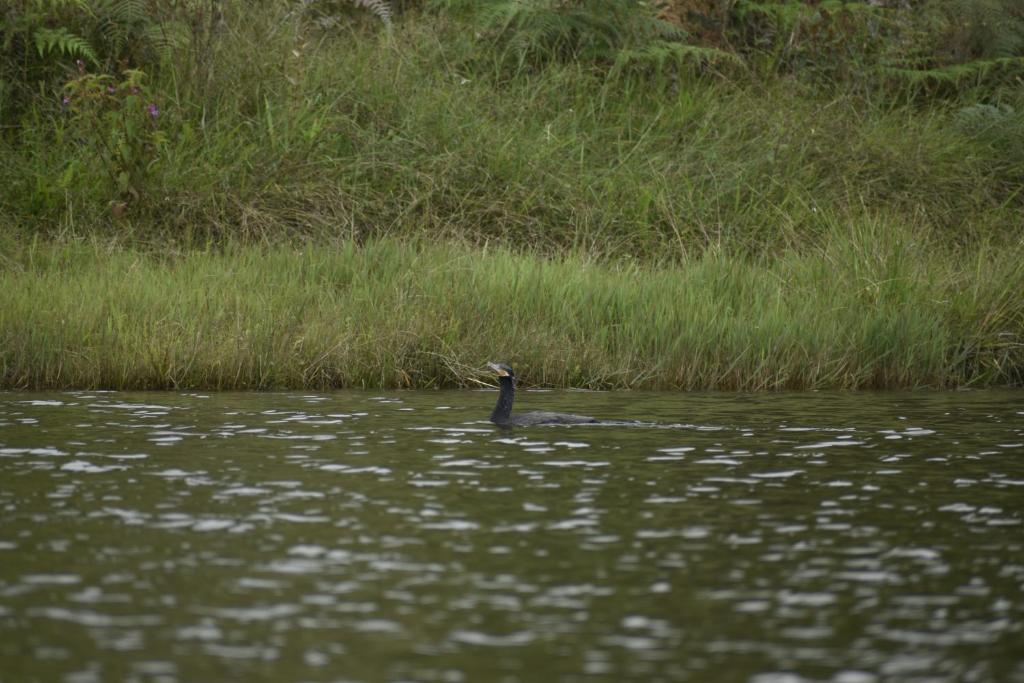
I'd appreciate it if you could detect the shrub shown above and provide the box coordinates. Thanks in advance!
[1,0,191,121]
[58,64,166,214]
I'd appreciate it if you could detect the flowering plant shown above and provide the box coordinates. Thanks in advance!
[61,65,166,213]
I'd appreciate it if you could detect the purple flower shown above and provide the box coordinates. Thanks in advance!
[107,86,116,95]
[147,103,159,119]
[61,96,71,108]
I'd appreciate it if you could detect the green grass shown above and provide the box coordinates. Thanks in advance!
[2,226,1021,390]
[2,8,1022,390]
[1,13,1021,255]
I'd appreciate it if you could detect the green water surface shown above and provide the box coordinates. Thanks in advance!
[1,390,1022,682]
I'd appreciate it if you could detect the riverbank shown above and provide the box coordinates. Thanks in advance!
[2,10,1022,255]
[2,233,1021,390]
[2,5,1022,390]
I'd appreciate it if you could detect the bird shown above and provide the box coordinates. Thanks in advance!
[487,362,598,427]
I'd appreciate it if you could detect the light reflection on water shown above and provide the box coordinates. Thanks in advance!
[0,390,1022,683]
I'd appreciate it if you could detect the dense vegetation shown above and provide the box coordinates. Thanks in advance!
[1,1,1022,389]
[4,233,1022,390]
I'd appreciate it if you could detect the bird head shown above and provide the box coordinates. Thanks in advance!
[487,362,514,379]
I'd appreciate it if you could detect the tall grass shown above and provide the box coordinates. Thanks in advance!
[3,6,1022,391]
[1,11,1021,256]
[2,225,1021,390]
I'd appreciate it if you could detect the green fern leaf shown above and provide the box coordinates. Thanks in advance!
[143,20,191,63]
[109,0,148,24]
[33,27,98,65]
[881,56,1024,85]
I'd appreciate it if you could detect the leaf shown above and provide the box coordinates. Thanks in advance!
[32,27,99,65]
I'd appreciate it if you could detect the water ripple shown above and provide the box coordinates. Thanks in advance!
[0,390,1021,682]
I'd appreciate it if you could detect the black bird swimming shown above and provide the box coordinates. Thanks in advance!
[488,362,598,427]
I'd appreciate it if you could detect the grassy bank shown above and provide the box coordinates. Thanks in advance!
[2,229,1021,391]
[2,9,1022,256]
[2,4,1023,390]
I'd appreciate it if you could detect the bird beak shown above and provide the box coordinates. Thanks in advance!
[487,362,509,377]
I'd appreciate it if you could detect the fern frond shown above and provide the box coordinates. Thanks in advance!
[880,56,1024,85]
[108,0,147,24]
[475,0,681,66]
[143,20,191,64]
[32,27,98,65]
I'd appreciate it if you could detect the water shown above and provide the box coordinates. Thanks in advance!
[1,389,1022,683]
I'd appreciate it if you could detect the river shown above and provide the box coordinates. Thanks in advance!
[1,389,1021,682]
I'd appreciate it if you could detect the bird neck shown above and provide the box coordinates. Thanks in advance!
[491,375,515,424]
